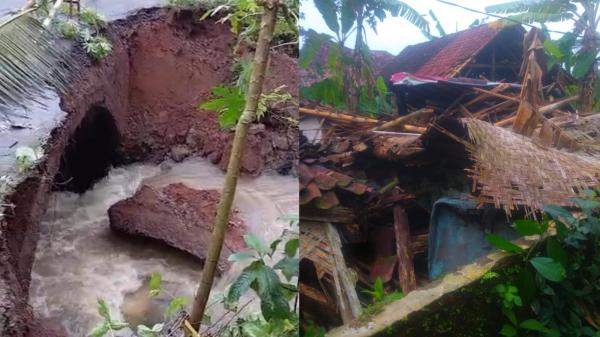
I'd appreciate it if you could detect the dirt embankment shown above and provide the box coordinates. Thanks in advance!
[0,7,298,337]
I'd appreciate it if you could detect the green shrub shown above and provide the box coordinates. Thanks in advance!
[57,21,79,40]
[81,30,112,61]
[79,8,107,29]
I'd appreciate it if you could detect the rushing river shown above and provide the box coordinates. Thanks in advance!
[28,157,298,336]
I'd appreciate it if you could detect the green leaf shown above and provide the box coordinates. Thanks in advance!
[514,219,546,236]
[89,322,110,337]
[544,204,576,225]
[274,256,299,281]
[244,234,271,255]
[313,0,339,34]
[137,324,162,337]
[486,234,524,253]
[530,257,566,282]
[569,198,600,213]
[109,320,129,330]
[97,299,111,321]
[544,39,563,60]
[376,76,387,96]
[241,319,270,337]
[284,238,299,257]
[372,277,385,302]
[227,261,262,304]
[500,324,517,337]
[340,0,356,36]
[228,252,255,262]
[149,272,162,297]
[520,319,552,333]
[502,307,517,325]
[382,291,404,303]
[270,239,282,255]
[573,52,596,79]
[199,85,246,128]
[165,297,188,319]
[546,237,568,267]
[253,263,291,320]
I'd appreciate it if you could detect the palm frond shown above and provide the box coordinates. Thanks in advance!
[391,1,430,34]
[486,0,577,23]
[0,9,72,119]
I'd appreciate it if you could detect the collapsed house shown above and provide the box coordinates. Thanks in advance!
[299,23,600,335]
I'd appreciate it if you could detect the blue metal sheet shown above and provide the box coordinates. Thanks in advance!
[428,196,518,280]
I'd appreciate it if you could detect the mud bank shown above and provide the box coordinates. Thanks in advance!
[0,6,297,337]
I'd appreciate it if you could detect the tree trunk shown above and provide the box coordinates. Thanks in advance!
[579,11,598,112]
[188,0,279,328]
[345,10,364,113]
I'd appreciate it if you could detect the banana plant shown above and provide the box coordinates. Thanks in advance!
[486,0,600,112]
[301,0,430,114]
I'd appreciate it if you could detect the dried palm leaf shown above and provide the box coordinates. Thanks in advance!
[0,8,72,119]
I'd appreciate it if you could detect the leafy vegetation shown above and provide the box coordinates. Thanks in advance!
[15,146,43,174]
[89,273,188,337]
[37,4,114,61]
[486,0,600,112]
[300,0,430,115]
[199,0,298,48]
[198,0,298,128]
[200,85,293,128]
[78,8,107,30]
[165,0,200,8]
[89,299,129,337]
[80,30,113,61]
[358,277,404,322]
[485,191,600,337]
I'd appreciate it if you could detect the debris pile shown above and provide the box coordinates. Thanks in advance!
[299,25,600,330]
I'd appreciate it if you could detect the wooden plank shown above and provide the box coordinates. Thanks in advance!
[393,203,417,294]
[326,223,362,322]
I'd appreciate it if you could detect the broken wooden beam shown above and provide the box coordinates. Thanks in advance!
[472,87,521,102]
[539,95,579,114]
[393,203,417,294]
[327,223,362,322]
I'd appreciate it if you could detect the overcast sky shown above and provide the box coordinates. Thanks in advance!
[300,0,576,55]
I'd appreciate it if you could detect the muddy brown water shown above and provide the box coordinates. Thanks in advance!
[28,157,298,336]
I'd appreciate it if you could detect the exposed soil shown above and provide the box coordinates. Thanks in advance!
[108,183,246,272]
[0,6,297,337]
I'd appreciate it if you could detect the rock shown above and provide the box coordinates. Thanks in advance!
[185,127,203,149]
[272,133,289,150]
[249,123,266,135]
[170,145,192,163]
[207,151,222,164]
[108,183,245,272]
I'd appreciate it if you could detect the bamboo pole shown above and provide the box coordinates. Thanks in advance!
[372,108,433,132]
[188,0,279,329]
[300,107,379,124]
